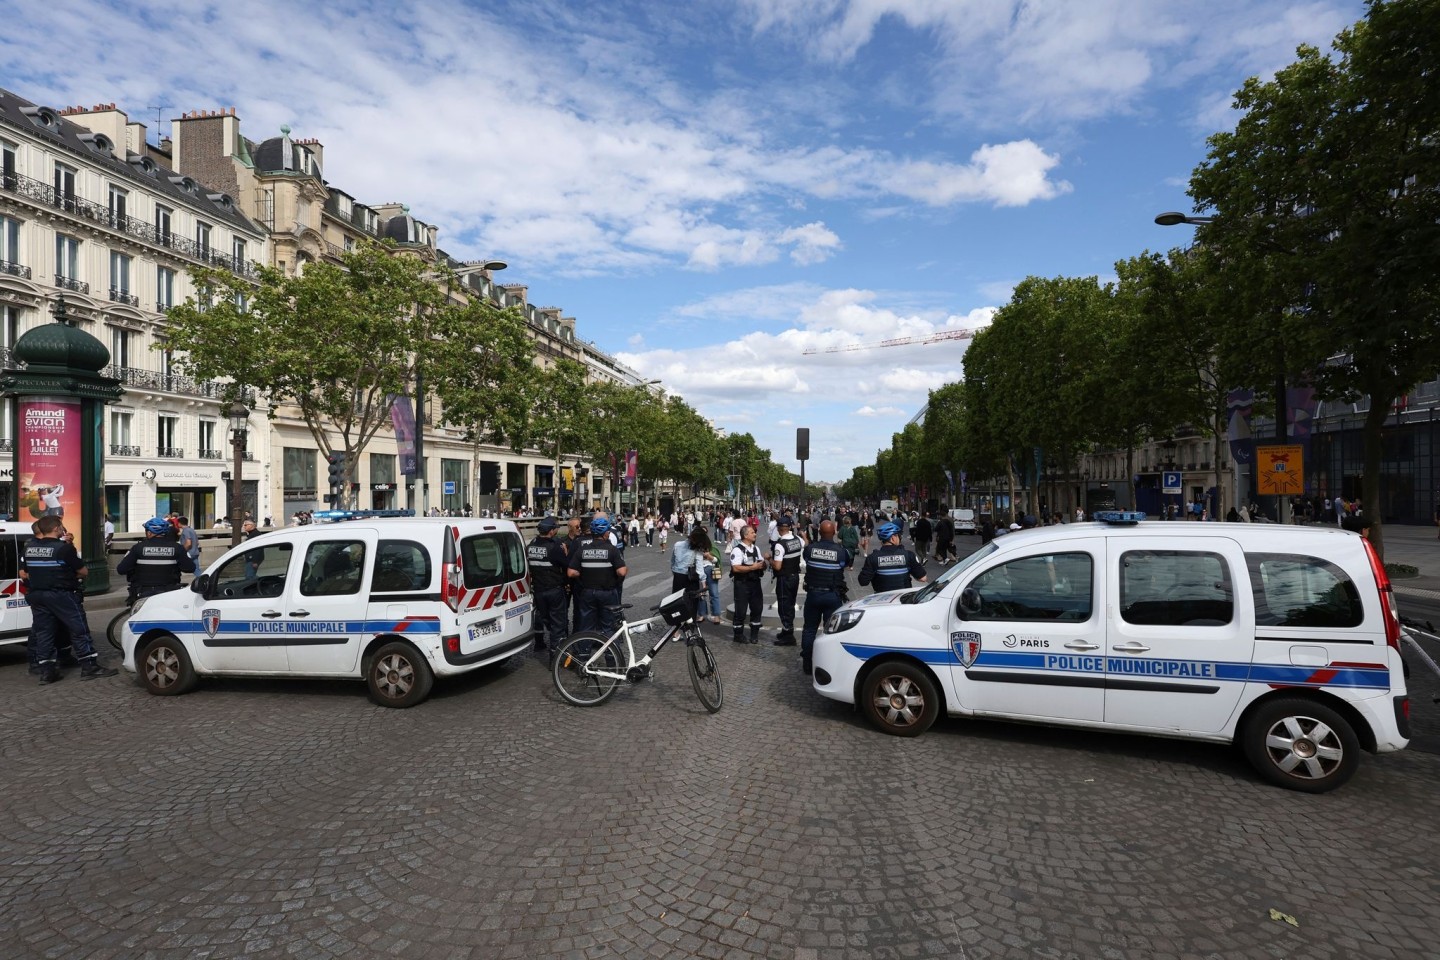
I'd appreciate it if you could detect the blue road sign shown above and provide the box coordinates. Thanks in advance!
[1162,471,1182,495]
[443,480,457,495]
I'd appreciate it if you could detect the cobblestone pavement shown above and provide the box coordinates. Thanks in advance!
[1,531,1437,959]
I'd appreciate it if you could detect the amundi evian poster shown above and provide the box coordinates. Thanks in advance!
[17,398,83,550]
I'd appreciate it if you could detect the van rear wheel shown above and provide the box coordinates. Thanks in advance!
[1241,698,1359,793]
[366,641,434,708]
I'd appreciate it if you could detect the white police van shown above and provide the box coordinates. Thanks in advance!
[121,516,532,707]
[812,512,1411,792]
[0,521,36,646]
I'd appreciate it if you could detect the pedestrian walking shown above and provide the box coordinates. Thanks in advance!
[838,515,860,570]
[912,511,932,562]
[933,512,955,564]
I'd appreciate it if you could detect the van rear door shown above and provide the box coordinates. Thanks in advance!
[453,529,531,658]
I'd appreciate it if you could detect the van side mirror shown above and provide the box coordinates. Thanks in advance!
[959,587,981,615]
[191,573,210,595]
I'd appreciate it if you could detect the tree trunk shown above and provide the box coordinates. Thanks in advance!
[1363,401,1388,560]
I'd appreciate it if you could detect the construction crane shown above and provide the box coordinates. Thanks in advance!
[801,327,979,355]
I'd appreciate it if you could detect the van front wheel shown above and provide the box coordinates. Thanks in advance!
[366,641,434,708]
[1241,698,1360,793]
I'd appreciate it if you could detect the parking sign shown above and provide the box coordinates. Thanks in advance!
[1162,471,1182,495]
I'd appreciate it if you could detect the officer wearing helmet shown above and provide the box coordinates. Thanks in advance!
[769,515,804,646]
[567,515,627,634]
[116,516,197,605]
[858,521,927,593]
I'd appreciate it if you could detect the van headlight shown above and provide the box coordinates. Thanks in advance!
[825,609,864,634]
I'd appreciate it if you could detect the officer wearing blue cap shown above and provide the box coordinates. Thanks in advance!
[567,515,627,634]
[527,517,570,660]
[858,522,927,593]
[769,515,804,645]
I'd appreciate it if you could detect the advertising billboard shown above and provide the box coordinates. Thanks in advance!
[17,398,84,550]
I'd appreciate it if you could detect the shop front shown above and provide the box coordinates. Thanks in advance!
[154,466,222,527]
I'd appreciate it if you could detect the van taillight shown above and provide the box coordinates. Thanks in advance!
[444,634,460,653]
[1362,539,1402,652]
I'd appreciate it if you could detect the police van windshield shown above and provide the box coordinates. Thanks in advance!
[910,543,996,603]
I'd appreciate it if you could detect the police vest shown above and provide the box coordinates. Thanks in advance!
[22,538,81,591]
[574,538,620,589]
[122,539,187,589]
[731,542,763,580]
[803,541,847,592]
[527,536,568,591]
[774,535,803,576]
[866,545,915,591]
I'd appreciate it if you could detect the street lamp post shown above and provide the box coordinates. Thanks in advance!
[1156,211,1287,523]
[415,258,506,517]
[227,400,249,547]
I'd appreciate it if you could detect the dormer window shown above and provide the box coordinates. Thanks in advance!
[126,153,157,176]
[207,192,234,211]
[20,105,58,129]
[77,132,114,156]
[168,174,198,194]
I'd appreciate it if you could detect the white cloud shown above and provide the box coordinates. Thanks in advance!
[856,405,906,417]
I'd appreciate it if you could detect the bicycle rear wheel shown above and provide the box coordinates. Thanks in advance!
[107,608,130,651]
[553,631,625,707]
[687,634,723,713]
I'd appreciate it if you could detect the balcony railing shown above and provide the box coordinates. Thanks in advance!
[55,275,89,294]
[109,288,140,307]
[102,364,232,399]
[199,448,225,460]
[157,446,184,458]
[110,444,141,456]
[324,241,346,260]
[1,171,259,281]
[243,451,256,462]
[0,258,31,279]
[157,301,172,313]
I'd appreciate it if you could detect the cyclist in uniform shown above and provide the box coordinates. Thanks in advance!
[858,522,927,593]
[567,516,627,634]
[116,516,196,604]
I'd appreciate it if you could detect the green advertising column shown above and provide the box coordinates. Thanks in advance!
[0,297,123,595]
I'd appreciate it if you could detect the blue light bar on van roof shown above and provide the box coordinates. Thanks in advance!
[311,509,417,522]
[1093,510,1147,525]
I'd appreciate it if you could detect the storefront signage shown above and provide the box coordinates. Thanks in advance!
[157,469,219,481]
[373,483,393,491]
[284,488,318,499]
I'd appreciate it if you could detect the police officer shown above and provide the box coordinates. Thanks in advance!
[527,517,570,658]
[800,519,851,676]
[567,516,627,634]
[769,515,804,646]
[858,522,927,593]
[116,516,196,604]
[728,524,767,643]
[21,516,117,683]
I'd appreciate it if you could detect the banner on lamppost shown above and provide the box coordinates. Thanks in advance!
[624,449,637,489]
[17,398,84,550]
[390,395,417,477]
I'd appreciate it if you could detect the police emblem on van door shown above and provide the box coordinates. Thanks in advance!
[951,631,982,667]
[202,608,222,639]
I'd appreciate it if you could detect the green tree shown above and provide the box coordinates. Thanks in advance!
[165,241,463,500]
[1188,0,1440,556]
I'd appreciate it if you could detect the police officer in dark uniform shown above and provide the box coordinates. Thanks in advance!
[858,522,927,593]
[116,516,195,604]
[567,516,627,634]
[21,516,117,683]
[769,515,804,646]
[527,517,570,658]
[800,519,851,676]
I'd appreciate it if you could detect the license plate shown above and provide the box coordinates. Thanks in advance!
[468,619,501,644]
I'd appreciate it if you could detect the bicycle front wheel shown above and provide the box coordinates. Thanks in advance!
[107,608,130,651]
[687,635,723,713]
[553,631,625,707]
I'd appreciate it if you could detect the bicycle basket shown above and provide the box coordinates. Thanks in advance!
[656,588,693,626]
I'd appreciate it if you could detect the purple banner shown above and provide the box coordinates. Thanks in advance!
[624,449,637,489]
[390,395,417,477]
[1226,388,1255,468]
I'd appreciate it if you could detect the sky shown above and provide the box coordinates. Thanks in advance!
[2,0,1368,483]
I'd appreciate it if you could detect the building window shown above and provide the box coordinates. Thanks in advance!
[1,140,16,190]
[55,234,80,281]
[157,266,175,311]
[199,420,217,458]
[110,251,132,296]
[109,327,130,367]
[284,448,318,495]
[195,221,211,257]
[158,415,180,456]
[110,410,133,455]
[53,162,77,212]
[0,215,18,268]
[232,236,247,268]
[108,184,127,227]
[155,205,173,246]
[2,305,19,349]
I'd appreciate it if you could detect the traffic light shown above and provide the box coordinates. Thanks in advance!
[327,451,347,490]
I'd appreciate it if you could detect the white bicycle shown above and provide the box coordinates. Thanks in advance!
[552,588,722,713]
